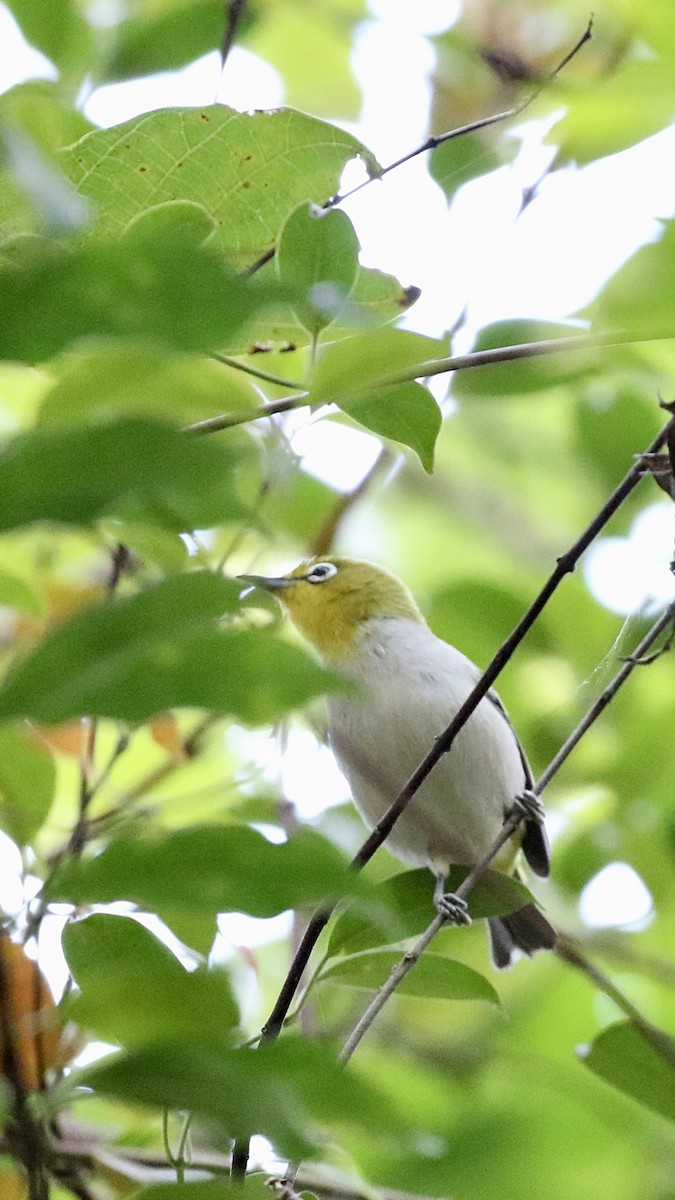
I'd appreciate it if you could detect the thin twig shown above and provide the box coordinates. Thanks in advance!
[555,938,675,1069]
[326,18,593,209]
[184,393,308,435]
[338,808,523,1066]
[186,330,672,436]
[308,447,394,558]
[211,352,305,391]
[386,327,674,386]
[536,603,675,793]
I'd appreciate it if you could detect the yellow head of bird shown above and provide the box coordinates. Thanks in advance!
[240,557,424,662]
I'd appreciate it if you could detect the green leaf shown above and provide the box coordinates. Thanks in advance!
[337,381,441,473]
[549,61,675,164]
[37,342,260,429]
[0,566,44,615]
[0,724,56,844]
[61,107,379,271]
[0,418,252,535]
[589,220,675,337]
[104,0,230,80]
[328,867,531,957]
[277,202,360,337]
[62,914,238,1046]
[310,327,448,405]
[581,1020,675,1123]
[247,3,363,119]
[76,1036,409,1162]
[229,263,420,353]
[321,949,499,1004]
[0,229,272,361]
[0,572,340,725]
[49,825,365,919]
[452,320,596,400]
[428,132,503,204]
[132,1182,269,1200]
[4,0,91,79]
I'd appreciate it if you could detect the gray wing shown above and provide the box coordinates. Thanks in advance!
[487,687,550,878]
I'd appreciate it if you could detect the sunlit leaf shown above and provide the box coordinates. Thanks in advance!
[550,61,675,163]
[277,202,360,337]
[61,107,379,271]
[589,220,675,337]
[337,381,441,473]
[310,328,448,404]
[62,914,239,1045]
[37,341,260,428]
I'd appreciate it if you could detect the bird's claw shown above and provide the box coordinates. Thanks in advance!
[512,788,545,825]
[435,890,472,926]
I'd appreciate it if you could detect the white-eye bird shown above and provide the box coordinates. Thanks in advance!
[241,557,556,968]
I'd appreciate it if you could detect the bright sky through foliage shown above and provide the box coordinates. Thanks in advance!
[0,0,673,966]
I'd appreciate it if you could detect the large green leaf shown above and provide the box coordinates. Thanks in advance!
[62,914,238,1046]
[310,328,448,404]
[132,1184,269,1200]
[328,867,532,958]
[581,1020,675,1123]
[0,572,340,725]
[49,824,365,918]
[3,0,91,79]
[0,724,56,844]
[36,341,260,429]
[337,381,441,473]
[75,1036,410,1162]
[0,229,273,361]
[321,949,499,1004]
[590,219,675,337]
[276,202,360,337]
[0,418,252,534]
[550,61,675,164]
[103,0,230,80]
[61,107,379,270]
[452,320,597,400]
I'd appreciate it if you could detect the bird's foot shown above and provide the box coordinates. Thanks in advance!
[511,788,545,825]
[434,877,471,926]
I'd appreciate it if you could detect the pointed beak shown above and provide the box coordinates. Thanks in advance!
[237,573,293,593]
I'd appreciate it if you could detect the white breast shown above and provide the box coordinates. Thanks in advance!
[328,618,526,872]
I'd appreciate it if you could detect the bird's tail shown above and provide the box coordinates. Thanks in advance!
[488,903,557,970]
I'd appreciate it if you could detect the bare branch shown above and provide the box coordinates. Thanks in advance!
[326,18,593,209]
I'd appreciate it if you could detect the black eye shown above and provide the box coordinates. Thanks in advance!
[306,562,338,584]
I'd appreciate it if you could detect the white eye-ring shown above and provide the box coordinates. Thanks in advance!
[306,562,338,584]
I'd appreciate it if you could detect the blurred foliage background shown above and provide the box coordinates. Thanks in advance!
[0,0,674,1198]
